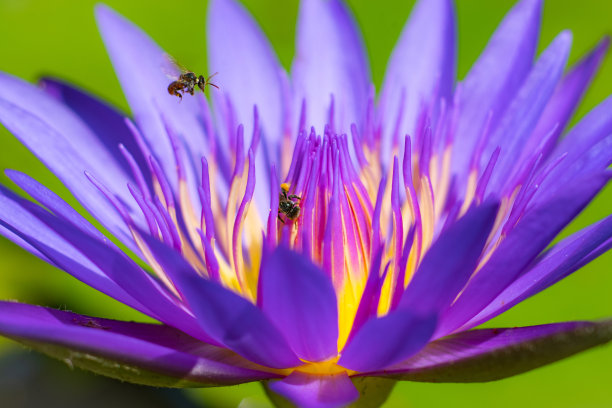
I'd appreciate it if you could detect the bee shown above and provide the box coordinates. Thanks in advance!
[163,54,218,101]
[167,72,219,101]
[278,183,301,223]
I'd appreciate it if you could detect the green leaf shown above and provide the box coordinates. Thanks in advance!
[377,319,612,382]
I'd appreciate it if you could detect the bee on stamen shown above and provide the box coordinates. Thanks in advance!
[278,183,301,223]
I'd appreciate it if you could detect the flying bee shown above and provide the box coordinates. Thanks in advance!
[163,54,218,101]
[167,72,219,101]
[278,183,301,223]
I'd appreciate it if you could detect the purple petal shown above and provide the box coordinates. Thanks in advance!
[338,310,437,373]
[4,196,210,343]
[537,95,612,201]
[452,0,542,176]
[0,184,147,313]
[142,236,301,369]
[438,171,611,336]
[485,31,572,192]
[379,0,456,157]
[0,73,135,246]
[400,200,499,315]
[259,247,338,362]
[95,5,207,194]
[267,371,359,408]
[529,37,609,158]
[207,0,284,143]
[466,213,612,328]
[207,0,284,138]
[373,320,612,382]
[292,0,370,132]
[0,301,276,387]
[40,78,149,177]
[7,170,106,242]
[207,0,285,213]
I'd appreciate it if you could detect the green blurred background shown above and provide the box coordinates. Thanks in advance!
[0,0,611,406]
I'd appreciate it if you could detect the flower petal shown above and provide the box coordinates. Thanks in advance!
[207,0,284,144]
[466,213,612,328]
[0,301,276,387]
[338,310,437,373]
[143,236,302,369]
[40,78,149,177]
[7,170,107,243]
[537,94,612,201]
[0,184,145,313]
[485,31,572,192]
[259,247,338,362]
[292,0,370,132]
[95,5,207,194]
[267,371,359,408]
[379,0,456,157]
[400,199,499,315]
[207,0,285,213]
[0,194,210,342]
[373,320,612,382]
[529,37,609,158]
[0,74,135,246]
[438,171,611,335]
[452,0,542,176]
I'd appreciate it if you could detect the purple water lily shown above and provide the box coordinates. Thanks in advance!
[1,0,612,406]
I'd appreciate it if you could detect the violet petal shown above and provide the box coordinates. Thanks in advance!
[40,77,149,177]
[0,74,136,246]
[466,213,612,328]
[438,171,611,335]
[95,5,207,198]
[529,37,609,159]
[267,371,359,408]
[292,0,370,132]
[260,247,338,362]
[338,310,437,373]
[452,0,542,177]
[142,236,302,369]
[400,199,499,315]
[373,320,612,382]
[379,0,456,157]
[0,301,276,387]
[485,31,572,191]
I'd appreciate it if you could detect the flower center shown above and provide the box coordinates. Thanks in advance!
[91,96,539,358]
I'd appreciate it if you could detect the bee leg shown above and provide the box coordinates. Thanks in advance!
[277,215,285,224]
[288,194,301,200]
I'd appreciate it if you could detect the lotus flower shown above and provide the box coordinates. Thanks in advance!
[1,0,612,406]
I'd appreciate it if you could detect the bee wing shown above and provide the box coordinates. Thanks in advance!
[160,53,184,80]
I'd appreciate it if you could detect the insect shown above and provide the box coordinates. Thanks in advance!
[163,54,218,101]
[278,183,301,223]
[167,72,219,101]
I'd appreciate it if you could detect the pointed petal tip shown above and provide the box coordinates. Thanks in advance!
[94,3,116,24]
[592,35,611,59]
[378,319,612,383]
[558,29,574,46]
[598,35,611,49]
[517,0,543,16]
